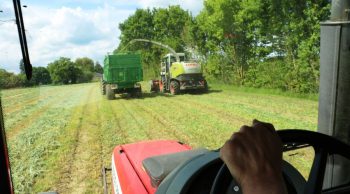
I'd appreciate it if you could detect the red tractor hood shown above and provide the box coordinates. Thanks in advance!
[111,140,191,194]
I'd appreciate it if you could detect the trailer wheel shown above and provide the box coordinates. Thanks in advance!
[101,79,106,95]
[106,84,115,100]
[131,87,142,98]
[170,80,180,95]
[135,87,142,98]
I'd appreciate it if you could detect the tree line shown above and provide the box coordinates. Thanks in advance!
[0,57,103,89]
[116,0,331,93]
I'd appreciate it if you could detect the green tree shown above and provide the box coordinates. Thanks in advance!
[94,61,103,74]
[191,0,330,92]
[75,57,94,72]
[47,57,82,84]
[117,6,193,79]
[75,57,94,83]
[0,69,25,88]
[32,67,51,85]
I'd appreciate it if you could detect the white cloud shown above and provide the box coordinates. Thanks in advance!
[0,0,203,73]
[137,0,203,15]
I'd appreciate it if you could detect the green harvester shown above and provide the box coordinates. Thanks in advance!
[101,53,143,100]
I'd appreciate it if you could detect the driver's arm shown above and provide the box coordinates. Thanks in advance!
[220,119,288,194]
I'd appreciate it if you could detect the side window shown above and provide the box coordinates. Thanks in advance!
[323,155,350,190]
[170,56,176,64]
[161,62,166,72]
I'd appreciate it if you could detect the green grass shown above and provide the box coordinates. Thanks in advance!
[1,82,318,193]
[209,82,319,101]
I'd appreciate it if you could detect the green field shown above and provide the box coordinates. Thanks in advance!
[1,82,318,193]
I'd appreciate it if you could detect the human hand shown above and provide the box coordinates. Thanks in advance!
[220,119,287,194]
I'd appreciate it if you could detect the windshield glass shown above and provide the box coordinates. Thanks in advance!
[0,0,331,193]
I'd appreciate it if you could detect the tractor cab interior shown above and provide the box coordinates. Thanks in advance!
[137,130,350,194]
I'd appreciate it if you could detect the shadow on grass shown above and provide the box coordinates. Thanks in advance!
[106,89,222,100]
[107,92,175,100]
[179,89,222,95]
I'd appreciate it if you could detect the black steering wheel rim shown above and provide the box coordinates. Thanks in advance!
[210,129,350,194]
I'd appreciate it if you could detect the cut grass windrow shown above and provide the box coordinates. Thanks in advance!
[8,84,92,193]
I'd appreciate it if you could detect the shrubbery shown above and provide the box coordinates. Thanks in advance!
[1,56,101,89]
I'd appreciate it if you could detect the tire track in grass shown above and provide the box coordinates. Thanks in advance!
[55,86,94,193]
[121,100,184,141]
[131,98,217,147]
[97,96,140,193]
[5,87,83,140]
[172,96,251,127]
[153,98,231,148]
[132,100,189,141]
[29,85,92,193]
[67,85,105,194]
[119,101,152,140]
[98,96,130,165]
[108,100,130,144]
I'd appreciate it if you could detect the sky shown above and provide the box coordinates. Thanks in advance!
[0,0,204,73]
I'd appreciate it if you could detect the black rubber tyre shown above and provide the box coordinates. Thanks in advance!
[135,87,142,98]
[106,84,115,100]
[170,80,180,95]
[203,80,208,93]
[150,81,160,93]
[161,82,166,93]
[101,80,106,95]
[131,87,142,98]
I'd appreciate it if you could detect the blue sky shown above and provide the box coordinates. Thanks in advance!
[0,0,203,73]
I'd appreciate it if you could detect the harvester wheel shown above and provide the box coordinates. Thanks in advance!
[106,84,115,100]
[203,80,209,93]
[170,80,180,95]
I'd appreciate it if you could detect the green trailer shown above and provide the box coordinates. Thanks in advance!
[101,53,143,100]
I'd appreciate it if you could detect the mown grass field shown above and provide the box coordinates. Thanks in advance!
[1,82,318,193]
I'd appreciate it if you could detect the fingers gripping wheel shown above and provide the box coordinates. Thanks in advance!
[210,130,350,194]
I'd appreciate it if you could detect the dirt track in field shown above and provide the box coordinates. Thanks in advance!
[1,82,318,193]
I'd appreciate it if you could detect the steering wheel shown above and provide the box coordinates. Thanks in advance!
[210,130,350,194]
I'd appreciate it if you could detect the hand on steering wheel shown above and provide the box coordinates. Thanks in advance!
[212,120,350,194]
[219,120,287,194]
